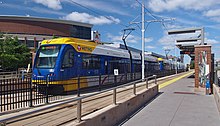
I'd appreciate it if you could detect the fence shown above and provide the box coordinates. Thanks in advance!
[0,71,32,80]
[214,62,220,86]
[0,74,158,125]
[0,70,183,113]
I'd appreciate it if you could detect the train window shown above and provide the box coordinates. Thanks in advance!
[62,49,74,68]
[36,45,61,68]
[82,54,100,69]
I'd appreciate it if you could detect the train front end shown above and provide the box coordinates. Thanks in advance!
[32,43,65,94]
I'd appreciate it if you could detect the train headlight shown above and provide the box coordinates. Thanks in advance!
[49,69,54,72]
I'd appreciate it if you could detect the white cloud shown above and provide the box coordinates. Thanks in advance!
[130,2,139,8]
[107,33,154,44]
[164,24,183,29]
[33,0,62,10]
[203,9,220,22]
[145,37,153,43]
[163,46,175,50]
[148,0,219,12]
[158,35,175,45]
[205,38,219,45]
[107,33,142,44]
[2,3,66,16]
[62,12,120,25]
[31,7,66,15]
[176,17,202,26]
[107,33,122,43]
[64,0,129,16]
[204,9,220,17]
[210,17,220,22]
[145,46,155,49]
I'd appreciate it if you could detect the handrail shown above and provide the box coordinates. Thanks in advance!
[0,75,157,124]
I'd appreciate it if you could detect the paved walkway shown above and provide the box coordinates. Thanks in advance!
[122,74,220,126]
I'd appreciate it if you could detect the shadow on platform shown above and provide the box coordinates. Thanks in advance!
[117,92,164,126]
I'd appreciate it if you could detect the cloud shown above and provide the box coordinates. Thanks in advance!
[64,0,129,16]
[158,35,175,45]
[130,2,139,8]
[205,38,219,45]
[31,7,66,15]
[203,9,220,22]
[62,12,120,25]
[1,3,66,16]
[107,33,122,43]
[204,9,220,17]
[107,33,153,44]
[164,24,183,29]
[148,0,219,12]
[145,46,155,49]
[158,31,201,46]
[107,33,148,44]
[163,46,175,50]
[33,0,62,10]
[145,37,153,43]
[176,17,202,26]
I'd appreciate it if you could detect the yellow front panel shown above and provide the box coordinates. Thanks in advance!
[41,37,99,54]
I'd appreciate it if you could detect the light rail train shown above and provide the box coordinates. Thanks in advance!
[32,38,185,94]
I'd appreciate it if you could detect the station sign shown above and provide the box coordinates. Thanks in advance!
[180,51,194,54]
[114,69,119,76]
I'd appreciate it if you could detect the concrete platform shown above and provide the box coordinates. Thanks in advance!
[122,75,220,126]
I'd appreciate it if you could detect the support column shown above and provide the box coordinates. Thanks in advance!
[194,45,211,88]
[34,37,37,49]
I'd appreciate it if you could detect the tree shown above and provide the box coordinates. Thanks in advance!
[0,35,31,71]
[190,60,195,69]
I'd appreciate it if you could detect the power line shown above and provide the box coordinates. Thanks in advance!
[161,21,176,42]
[135,0,158,20]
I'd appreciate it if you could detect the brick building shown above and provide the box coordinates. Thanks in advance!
[0,15,93,52]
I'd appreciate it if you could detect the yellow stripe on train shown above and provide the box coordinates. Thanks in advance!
[41,38,98,54]
[32,77,88,91]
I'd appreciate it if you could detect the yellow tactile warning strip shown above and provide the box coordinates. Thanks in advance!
[159,71,194,89]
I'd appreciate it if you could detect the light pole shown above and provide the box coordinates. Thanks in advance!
[141,3,145,80]
[129,2,174,80]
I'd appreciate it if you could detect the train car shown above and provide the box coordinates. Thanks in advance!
[32,38,142,93]
[32,37,185,94]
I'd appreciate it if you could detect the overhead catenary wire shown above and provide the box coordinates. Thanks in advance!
[134,0,178,57]
[135,0,158,20]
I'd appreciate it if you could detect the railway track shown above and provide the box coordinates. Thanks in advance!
[2,72,189,126]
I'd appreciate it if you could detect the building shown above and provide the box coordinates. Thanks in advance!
[0,15,93,51]
[0,15,93,67]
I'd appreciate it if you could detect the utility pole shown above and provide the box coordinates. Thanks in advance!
[129,2,174,80]
[141,2,145,80]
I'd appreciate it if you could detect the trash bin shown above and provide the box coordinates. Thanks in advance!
[206,80,210,95]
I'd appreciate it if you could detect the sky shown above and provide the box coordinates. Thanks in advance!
[1,0,220,63]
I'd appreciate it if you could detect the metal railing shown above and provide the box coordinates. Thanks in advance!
[0,75,157,124]
[214,62,220,86]
[0,70,184,114]
[76,75,157,122]
[0,72,142,113]
[0,71,32,80]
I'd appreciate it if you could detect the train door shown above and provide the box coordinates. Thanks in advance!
[60,46,75,80]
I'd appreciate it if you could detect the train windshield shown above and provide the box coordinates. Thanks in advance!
[36,45,61,68]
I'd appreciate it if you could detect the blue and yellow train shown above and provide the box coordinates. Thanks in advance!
[32,37,185,93]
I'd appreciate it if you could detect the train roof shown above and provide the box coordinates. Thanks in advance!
[41,38,158,61]
[41,38,131,59]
